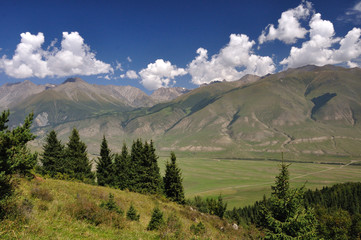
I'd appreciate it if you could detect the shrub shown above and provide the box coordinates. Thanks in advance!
[99,193,123,215]
[159,213,183,239]
[38,203,48,211]
[126,204,140,221]
[147,207,165,231]
[30,187,53,202]
[190,221,206,236]
[68,194,124,228]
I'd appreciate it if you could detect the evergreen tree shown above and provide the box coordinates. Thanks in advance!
[129,139,143,191]
[126,204,140,221]
[163,152,185,204]
[0,111,37,218]
[260,162,318,239]
[147,206,164,230]
[65,128,94,182]
[40,130,65,177]
[96,136,114,186]
[138,140,162,194]
[114,143,130,190]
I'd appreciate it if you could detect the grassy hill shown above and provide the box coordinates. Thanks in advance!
[0,177,261,239]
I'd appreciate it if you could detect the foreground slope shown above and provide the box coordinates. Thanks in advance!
[0,177,253,239]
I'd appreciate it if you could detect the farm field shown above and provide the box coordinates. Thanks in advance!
[159,156,361,208]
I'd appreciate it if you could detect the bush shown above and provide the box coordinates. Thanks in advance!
[147,207,165,231]
[159,213,183,239]
[68,194,124,228]
[99,193,123,215]
[190,221,206,236]
[126,204,140,221]
[30,187,53,202]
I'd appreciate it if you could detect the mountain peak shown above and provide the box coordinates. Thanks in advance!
[62,77,86,84]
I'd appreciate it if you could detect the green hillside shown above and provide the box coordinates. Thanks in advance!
[0,177,259,239]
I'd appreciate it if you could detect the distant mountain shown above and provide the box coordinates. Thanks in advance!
[7,66,361,160]
[5,77,189,128]
[24,65,361,160]
[151,87,190,103]
[0,80,53,111]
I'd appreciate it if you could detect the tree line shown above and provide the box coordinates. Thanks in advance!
[40,129,185,204]
[226,163,361,239]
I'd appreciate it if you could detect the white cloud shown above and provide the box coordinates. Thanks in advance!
[126,70,139,79]
[0,32,113,78]
[127,56,132,62]
[120,74,125,78]
[281,13,361,68]
[259,1,312,44]
[347,61,359,68]
[188,34,275,85]
[115,61,123,71]
[139,59,187,90]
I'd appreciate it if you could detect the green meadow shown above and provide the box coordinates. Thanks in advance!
[159,156,361,208]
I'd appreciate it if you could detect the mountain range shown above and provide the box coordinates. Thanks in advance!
[5,65,361,160]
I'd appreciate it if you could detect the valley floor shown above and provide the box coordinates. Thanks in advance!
[160,157,361,208]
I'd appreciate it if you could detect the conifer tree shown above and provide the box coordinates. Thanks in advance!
[0,111,37,218]
[96,136,114,186]
[41,130,65,177]
[65,128,94,182]
[163,152,185,204]
[129,139,143,191]
[147,206,164,230]
[126,204,140,221]
[260,162,318,239]
[139,140,162,194]
[114,143,130,190]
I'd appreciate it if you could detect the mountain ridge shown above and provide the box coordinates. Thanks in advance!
[4,65,361,160]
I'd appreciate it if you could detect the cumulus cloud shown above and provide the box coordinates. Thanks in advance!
[139,59,187,90]
[259,1,312,44]
[126,70,139,79]
[188,34,275,85]
[127,56,132,62]
[0,32,113,78]
[281,13,361,68]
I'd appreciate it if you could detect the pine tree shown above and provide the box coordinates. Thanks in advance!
[163,152,185,204]
[0,111,37,218]
[260,162,318,239]
[41,130,65,177]
[96,136,114,186]
[114,143,130,190]
[129,139,143,191]
[140,140,162,194]
[65,128,94,182]
[147,207,164,230]
[126,204,140,221]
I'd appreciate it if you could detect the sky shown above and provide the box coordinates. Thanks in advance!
[0,0,360,93]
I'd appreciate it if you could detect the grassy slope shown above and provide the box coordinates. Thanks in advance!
[0,177,258,240]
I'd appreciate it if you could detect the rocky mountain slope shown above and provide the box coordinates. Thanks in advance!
[0,80,53,110]
[6,65,361,159]
[7,77,189,127]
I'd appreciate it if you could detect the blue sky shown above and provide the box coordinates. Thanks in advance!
[0,0,360,93]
